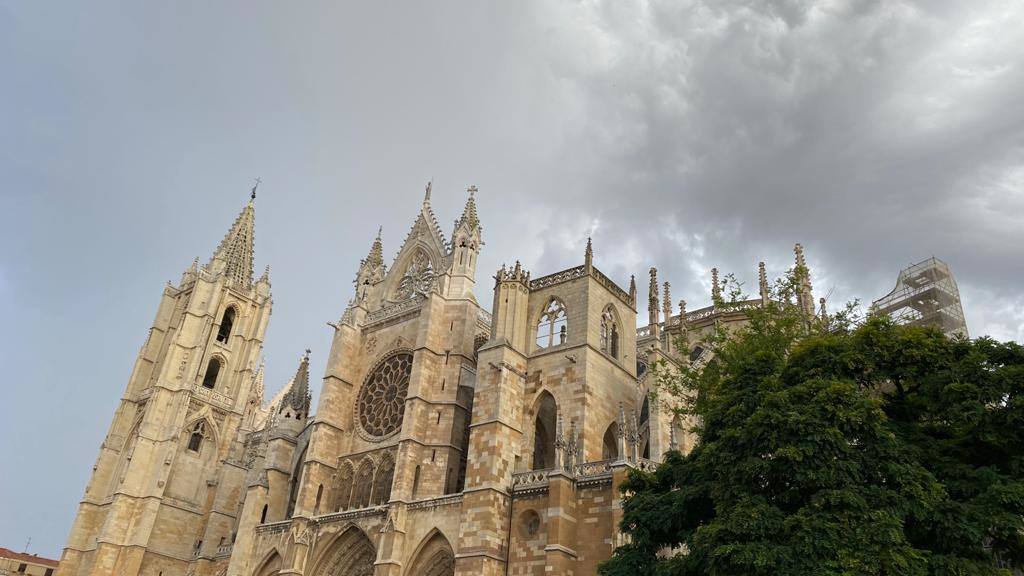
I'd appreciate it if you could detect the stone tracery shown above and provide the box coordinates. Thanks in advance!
[357,352,413,439]
[395,250,435,301]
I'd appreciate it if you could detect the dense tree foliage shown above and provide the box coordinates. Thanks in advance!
[600,275,1024,576]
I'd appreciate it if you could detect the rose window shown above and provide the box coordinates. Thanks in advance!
[357,352,413,438]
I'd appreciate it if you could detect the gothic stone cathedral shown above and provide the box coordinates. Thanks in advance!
[58,185,818,576]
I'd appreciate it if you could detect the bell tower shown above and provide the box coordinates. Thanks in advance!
[58,190,273,576]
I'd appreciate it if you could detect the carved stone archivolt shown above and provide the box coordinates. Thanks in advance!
[356,351,413,440]
[311,528,376,576]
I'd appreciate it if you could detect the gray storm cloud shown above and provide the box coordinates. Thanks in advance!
[1,0,1022,557]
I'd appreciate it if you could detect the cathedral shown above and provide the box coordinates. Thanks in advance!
[57,184,817,576]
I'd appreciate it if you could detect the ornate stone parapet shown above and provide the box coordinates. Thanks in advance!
[191,383,234,411]
[315,505,389,526]
[511,469,551,495]
[364,295,424,327]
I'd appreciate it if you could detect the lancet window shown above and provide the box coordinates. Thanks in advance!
[187,421,205,452]
[216,307,235,343]
[201,358,221,389]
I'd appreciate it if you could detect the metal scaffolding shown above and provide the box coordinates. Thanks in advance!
[870,257,968,339]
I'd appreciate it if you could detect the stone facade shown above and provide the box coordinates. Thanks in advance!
[58,183,813,575]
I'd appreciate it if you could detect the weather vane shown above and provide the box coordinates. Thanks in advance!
[251,177,261,200]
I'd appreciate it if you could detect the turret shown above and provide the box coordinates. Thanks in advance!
[448,186,483,298]
[355,227,385,305]
[490,262,531,352]
[275,350,312,434]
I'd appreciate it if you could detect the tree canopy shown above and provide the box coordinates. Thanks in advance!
[600,273,1024,576]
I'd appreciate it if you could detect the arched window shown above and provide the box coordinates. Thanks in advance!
[314,484,323,515]
[201,358,221,389]
[535,299,568,349]
[187,421,205,452]
[335,463,353,512]
[602,422,619,460]
[600,306,619,359]
[371,456,395,505]
[260,504,268,524]
[216,307,235,343]
[352,459,374,509]
[532,392,557,470]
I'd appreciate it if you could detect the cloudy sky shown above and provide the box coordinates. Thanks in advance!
[2,0,1023,558]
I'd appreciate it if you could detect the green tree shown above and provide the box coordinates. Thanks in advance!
[601,271,1024,575]
[786,318,1024,573]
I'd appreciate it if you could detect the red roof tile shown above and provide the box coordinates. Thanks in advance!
[0,547,60,568]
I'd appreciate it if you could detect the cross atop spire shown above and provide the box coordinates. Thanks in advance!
[424,181,432,205]
[209,196,256,288]
[455,185,481,233]
[251,177,261,201]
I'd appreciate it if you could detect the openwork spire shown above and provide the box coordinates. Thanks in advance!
[209,196,256,288]
[283,349,312,414]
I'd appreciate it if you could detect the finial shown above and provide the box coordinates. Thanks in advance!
[759,261,769,303]
[377,225,383,240]
[467,185,477,197]
[794,243,808,269]
[424,181,432,204]
[251,177,261,201]
[819,297,828,324]
[662,282,672,320]
[648,267,660,333]
[629,274,637,299]
[711,267,721,304]
[585,237,593,269]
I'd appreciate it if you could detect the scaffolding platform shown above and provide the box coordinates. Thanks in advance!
[870,257,968,338]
